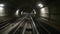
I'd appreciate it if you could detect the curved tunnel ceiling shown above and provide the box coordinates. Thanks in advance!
[4,0,36,8]
[0,0,57,8]
[0,0,56,10]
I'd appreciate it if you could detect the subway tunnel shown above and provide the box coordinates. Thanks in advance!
[0,0,60,34]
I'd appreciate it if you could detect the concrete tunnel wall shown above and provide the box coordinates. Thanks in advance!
[5,8,17,17]
[4,4,20,18]
[0,0,60,22]
[40,7,49,18]
[48,0,60,23]
[0,2,18,18]
[34,0,60,24]
[34,3,49,20]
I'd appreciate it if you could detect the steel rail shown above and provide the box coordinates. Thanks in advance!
[30,16,40,34]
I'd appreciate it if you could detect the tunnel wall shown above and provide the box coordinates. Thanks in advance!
[35,8,40,18]
[5,8,16,17]
[40,7,49,19]
[48,0,60,23]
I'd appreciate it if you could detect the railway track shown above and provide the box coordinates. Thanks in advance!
[0,15,60,34]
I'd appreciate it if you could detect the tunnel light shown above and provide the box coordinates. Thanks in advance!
[0,7,3,9]
[0,4,5,16]
[21,11,23,15]
[15,9,19,16]
[38,3,43,8]
[0,4,4,7]
[0,7,5,16]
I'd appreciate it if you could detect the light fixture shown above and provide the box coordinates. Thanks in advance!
[0,7,4,16]
[0,4,4,7]
[0,4,5,16]
[38,3,43,8]
[15,9,19,16]
[21,11,23,15]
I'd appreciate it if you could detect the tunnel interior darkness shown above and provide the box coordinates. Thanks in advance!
[0,0,60,34]
[0,0,60,23]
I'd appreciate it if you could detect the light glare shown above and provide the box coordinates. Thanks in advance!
[0,7,3,9]
[41,8,45,13]
[15,9,19,16]
[0,7,5,16]
[40,7,49,18]
[21,11,23,15]
[38,3,43,8]
[0,4,4,7]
